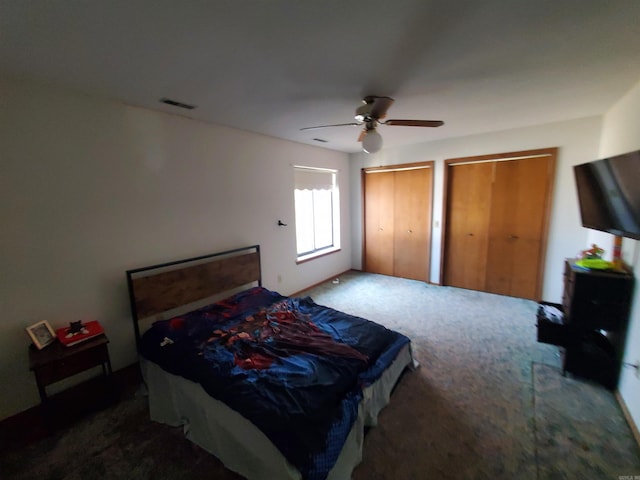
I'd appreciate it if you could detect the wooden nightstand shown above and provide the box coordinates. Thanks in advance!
[29,334,113,403]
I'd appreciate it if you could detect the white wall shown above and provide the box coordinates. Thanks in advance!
[598,78,640,435]
[349,116,603,302]
[0,76,352,420]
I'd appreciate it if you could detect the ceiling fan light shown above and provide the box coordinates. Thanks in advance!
[362,129,383,154]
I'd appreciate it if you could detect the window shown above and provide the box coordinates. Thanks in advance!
[294,166,340,260]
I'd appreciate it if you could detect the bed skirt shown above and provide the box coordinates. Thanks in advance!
[140,343,416,480]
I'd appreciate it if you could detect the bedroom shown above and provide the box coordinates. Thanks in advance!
[1,1,640,477]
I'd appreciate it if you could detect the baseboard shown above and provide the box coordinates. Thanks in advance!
[290,269,356,297]
[0,363,142,452]
[616,390,640,449]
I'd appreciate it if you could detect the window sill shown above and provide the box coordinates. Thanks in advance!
[296,247,341,265]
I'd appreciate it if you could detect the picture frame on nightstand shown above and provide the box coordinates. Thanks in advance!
[26,320,56,350]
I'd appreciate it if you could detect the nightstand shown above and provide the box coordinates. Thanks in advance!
[29,334,113,403]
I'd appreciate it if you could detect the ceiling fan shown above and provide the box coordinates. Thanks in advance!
[300,96,444,153]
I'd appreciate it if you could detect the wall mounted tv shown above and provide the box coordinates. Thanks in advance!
[573,149,640,240]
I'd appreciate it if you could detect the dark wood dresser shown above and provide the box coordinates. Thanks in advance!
[538,259,634,389]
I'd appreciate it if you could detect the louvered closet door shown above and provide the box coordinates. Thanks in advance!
[393,168,432,281]
[485,156,552,299]
[443,162,493,290]
[364,171,395,276]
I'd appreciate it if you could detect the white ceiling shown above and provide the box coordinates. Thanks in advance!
[2,0,640,153]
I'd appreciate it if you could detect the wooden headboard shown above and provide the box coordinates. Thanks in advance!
[126,245,261,347]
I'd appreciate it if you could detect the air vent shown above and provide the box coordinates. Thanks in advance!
[160,98,196,110]
[313,138,328,143]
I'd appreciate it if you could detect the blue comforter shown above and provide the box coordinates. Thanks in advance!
[139,287,409,479]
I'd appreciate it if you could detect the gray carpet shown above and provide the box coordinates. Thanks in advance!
[2,271,639,479]
[533,363,639,479]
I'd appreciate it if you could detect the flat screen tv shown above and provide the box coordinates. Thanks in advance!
[574,149,640,240]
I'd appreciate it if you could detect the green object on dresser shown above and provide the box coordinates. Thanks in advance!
[575,258,613,270]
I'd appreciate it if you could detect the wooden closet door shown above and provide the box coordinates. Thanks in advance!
[364,171,395,276]
[485,157,551,299]
[443,162,493,290]
[393,168,432,281]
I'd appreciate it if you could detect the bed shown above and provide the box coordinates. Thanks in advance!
[126,245,416,480]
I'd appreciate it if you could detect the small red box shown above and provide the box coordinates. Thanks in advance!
[56,320,105,347]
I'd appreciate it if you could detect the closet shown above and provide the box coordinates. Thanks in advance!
[442,148,556,300]
[363,162,433,282]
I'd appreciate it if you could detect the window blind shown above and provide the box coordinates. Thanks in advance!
[294,167,335,191]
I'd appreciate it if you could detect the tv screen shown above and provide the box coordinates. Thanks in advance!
[574,149,640,240]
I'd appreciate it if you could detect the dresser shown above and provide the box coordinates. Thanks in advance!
[537,259,634,389]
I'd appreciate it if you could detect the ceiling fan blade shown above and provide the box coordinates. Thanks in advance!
[369,96,394,119]
[357,128,366,142]
[383,119,444,127]
[300,122,360,131]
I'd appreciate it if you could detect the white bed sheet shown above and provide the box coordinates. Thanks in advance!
[140,343,416,480]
